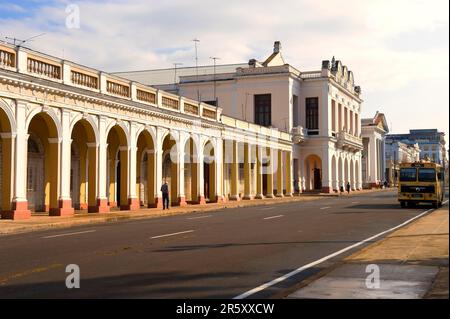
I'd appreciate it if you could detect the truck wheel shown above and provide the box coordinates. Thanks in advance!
[432,201,438,209]
[400,201,406,208]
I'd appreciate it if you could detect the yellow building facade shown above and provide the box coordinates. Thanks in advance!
[0,43,292,219]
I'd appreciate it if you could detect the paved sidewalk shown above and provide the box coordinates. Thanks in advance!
[287,204,449,299]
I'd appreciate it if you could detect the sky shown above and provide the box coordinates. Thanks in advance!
[0,0,448,146]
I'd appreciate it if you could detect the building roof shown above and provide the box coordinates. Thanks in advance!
[362,111,389,132]
[113,63,248,86]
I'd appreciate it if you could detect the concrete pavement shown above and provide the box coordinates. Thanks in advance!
[287,203,449,299]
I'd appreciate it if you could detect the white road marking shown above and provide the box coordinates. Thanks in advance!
[320,206,331,210]
[263,215,284,220]
[150,230,194,239]
[42,230,96,239]
[233,201,448,299]
[187,215,212,220]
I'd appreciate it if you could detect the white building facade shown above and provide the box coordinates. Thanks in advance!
[361,112,389,188]
[384,139,420,186]
[162,42,365,193]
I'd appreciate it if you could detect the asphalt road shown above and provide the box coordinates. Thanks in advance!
[0,189,442,299]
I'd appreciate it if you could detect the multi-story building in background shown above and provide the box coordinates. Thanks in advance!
[384,139,420,186]
[118,42,364,193]
[361,112,389,188]
[386,129,446,165]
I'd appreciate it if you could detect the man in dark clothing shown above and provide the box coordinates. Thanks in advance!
[346,182,351,195]
[161,181,169,210]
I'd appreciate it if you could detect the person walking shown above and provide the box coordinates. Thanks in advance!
[346,181,351,195]
[161,180,170,210]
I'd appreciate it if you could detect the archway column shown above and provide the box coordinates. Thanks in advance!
[265,148,274,198]
[214,138,225,203]
[284,151,293,196]
[92,116,109,213]
[197,151,206,204]
[255,145,264,199]
[275,149,284,197]
[7,100,30,219]
[125,124,139,210]
[229,140,240,200]
[178,149,187,206]
[321,150,332,193]
[243,142,253,200]
[146,150,156,207]
[53,109,74,216]
[333,157,339,191]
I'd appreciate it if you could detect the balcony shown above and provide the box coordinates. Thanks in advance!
[292,126,308,143]
[336,130,363,151]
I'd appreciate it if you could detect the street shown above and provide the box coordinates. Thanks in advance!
[0,189,444,298]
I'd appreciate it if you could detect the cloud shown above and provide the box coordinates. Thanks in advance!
[0,0,448,144]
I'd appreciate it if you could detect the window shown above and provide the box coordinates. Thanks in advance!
[418,168,436,182]
[331,100,336,132]
[305,97,319,130]
[293,95,299,127]
[399,168,417,182]
[254,94,271,127]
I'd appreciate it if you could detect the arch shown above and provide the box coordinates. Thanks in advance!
[71,118,98,212]
[0,104,14,214]
[105,120,130,147]
[304,154,322,191]
[106,123,129,209]
[69,113,99,145]
[331,155,337,192]
[0,99,15,134]
[184,136,199,203]
[26,106,61,139]
[338,156,343,190]
[161,132,180,206]
[344,157,349,186]
[350,158,355,190]
[27,112,60,214]
[136,128,156,208]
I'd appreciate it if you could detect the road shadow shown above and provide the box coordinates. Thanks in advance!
[0,270,251,299]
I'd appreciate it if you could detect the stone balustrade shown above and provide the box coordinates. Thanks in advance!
[0,42,291,143]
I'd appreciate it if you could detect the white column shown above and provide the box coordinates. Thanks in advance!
[128,122,138,204]
[59,109,72,201]
[93,115,109,212]
[369,137,378,184]
[155,128,165,203]
[198,150,205,200]
[215,138,224,201]
[11,101,28,210]
[322,149,332,193]
[178,148,186,203]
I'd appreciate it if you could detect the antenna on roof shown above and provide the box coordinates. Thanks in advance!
[192,38,200,102]
[5,33,46,47]
[209,56,220,106]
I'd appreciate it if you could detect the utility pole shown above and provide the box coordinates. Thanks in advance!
[209,56,220,106]
[192,38,200,101]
